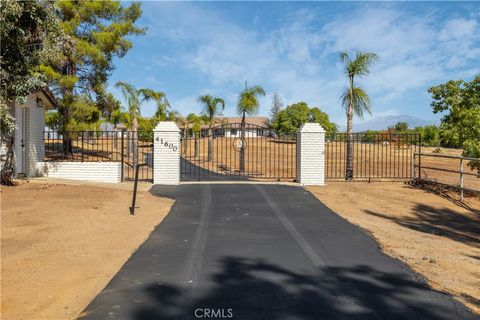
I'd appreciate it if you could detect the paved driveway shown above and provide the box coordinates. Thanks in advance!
[80,184,476,320]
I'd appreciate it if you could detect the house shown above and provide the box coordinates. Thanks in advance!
[7,88,59,177]
[179,116,269,138]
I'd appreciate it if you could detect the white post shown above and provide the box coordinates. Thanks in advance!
[296,123,325,185]
[154,121,180,185]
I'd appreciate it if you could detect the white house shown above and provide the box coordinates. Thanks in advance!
[7,88,58,177]
[180,116,270,138]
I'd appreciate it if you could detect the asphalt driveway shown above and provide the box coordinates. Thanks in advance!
[80,184,476,320]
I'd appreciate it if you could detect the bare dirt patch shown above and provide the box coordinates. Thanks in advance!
[1,181,173,320]
[308,182,480,314]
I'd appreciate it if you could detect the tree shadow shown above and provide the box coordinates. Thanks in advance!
[133,256,469,320]
[364,203,480,248]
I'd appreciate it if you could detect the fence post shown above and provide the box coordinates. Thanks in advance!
[460,157,464,201]
[121,129,125,182]
[81,132,84,163]
[296,123,325,185]
[154,121,180,185]
[418,142,422,180]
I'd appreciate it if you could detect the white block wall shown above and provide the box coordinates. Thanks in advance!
[154,122,180,185]
[296,123,325,185]
[40,162,122,183]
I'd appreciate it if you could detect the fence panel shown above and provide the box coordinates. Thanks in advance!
[325,133,420,180]
[44,130,153,182]
[414,153,480,200]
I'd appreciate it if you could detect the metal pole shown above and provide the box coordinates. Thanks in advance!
[413,153,416,180]
[129,163,141,215]
[460,157,464,202]
[418,139,422,180]
[121,129,125,182]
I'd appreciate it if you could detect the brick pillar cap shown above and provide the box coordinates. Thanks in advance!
[299,123,325,133]
[154,121,180,132]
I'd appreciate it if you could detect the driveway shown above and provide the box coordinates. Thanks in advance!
[80,184,476,320]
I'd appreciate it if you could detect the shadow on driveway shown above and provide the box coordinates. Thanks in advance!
[134,256,470,320]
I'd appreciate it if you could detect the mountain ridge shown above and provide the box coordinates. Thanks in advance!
[337,115,439,132]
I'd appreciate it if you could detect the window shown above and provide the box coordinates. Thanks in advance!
[230,129,237,135]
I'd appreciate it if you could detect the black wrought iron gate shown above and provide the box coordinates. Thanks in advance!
[180,123,296,181]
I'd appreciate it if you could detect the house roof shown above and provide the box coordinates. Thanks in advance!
[36,87,59,109]
[179,116,269,129]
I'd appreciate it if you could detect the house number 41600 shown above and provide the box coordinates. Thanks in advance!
[156,137,178,152]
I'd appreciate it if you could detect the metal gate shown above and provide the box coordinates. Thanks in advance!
[180,123,296,181]
[121,131,153,182]
[325,133,421,180]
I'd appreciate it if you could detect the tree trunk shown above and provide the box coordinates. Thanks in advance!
[346,76,354,181]
[194,137,199,158]
[240,111,246,172]
[207,126,212,162]
[1,136,16,185]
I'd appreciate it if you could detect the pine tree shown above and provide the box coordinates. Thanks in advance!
[270,93,283,125]
[40,1,145,153]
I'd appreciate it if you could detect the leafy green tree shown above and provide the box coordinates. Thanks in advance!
[0,0,63,184]
[273,102,337,134]
[429,76,480,172]
[237,83,265,171]
[40,0,144,139]
[394,121,408,132]
[412,125,440,147]
[97,93,121,126]
[198,95,225,161]
[339,50,379,180]
[309,107,338,135]
[269,93,283,125]
[274,102,309,133]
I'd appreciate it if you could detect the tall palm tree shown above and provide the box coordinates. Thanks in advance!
[115,82,166,167]
[198,94,225,161]
[339,50,379,180]
[186,113,204,158]
[237,82,265,172]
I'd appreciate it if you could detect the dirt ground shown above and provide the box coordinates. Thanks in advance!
[308,182,480,314]
[1,181,173,320]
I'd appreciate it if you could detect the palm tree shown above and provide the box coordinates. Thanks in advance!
[339,50,379,180]
[186,113,204,158]
[237,82,265,172]
[115,82,166,167]
[198,95,225,161]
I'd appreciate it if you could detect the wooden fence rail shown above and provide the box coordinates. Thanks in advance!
[414,152,480,201]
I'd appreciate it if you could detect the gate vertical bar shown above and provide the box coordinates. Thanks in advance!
[120,129,125,181]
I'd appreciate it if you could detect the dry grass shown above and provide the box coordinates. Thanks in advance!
[309,182,480,314]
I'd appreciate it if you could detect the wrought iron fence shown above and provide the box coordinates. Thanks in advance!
[44,130,153,181]
[325,133,421,180]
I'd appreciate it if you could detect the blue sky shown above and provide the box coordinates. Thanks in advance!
[108,1,480,126]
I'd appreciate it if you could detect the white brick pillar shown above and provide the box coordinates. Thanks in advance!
[296,123,325,185]
[154,121,180,185]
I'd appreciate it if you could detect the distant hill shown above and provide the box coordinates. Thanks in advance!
[338,115,439,132]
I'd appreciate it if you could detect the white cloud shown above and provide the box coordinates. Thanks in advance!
[141,2,479,125]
